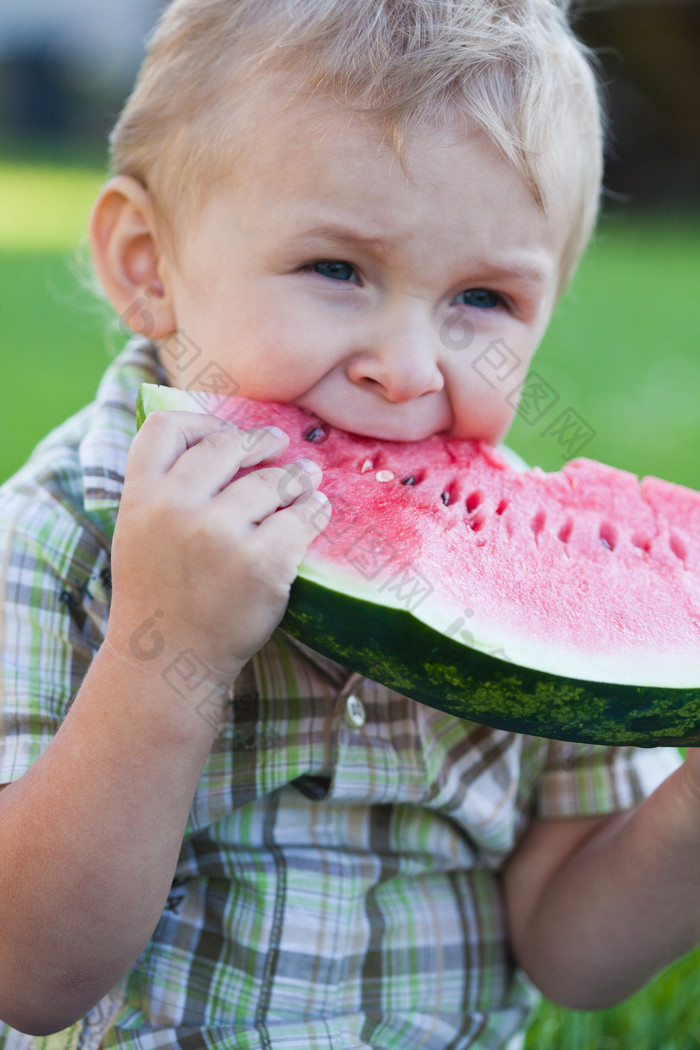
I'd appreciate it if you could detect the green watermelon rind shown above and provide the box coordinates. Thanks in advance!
[135,383,700,747]
[285,576,700,747]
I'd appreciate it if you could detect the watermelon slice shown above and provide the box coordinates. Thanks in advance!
[136,383,700,747]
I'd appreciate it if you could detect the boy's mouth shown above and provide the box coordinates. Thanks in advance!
[293,388,454,444]
[294,402,452,444]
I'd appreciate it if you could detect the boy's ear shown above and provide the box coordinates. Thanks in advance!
[89,175,177,340]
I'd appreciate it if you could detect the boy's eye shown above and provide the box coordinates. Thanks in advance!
[311,260,356,282]
[455,288,502,309]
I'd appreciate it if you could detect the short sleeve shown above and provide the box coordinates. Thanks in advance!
[0,468,111,783]
[535,740,682,820]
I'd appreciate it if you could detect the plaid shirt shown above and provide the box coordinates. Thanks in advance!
[0,340,680,1050]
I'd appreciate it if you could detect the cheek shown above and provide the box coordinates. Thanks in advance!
[444,336,535,442]
[227,325,337,403]
[474,332,539,401]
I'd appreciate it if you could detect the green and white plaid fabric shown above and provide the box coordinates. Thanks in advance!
[0,341,680,1050]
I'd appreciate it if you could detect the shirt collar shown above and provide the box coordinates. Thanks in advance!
[80,338,166,536]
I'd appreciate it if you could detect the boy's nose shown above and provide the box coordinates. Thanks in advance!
[345,312,445,404]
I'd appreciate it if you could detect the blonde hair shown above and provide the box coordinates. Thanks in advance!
[110,0,604,288]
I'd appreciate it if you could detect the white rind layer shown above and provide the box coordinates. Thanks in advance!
[297,554,700,689]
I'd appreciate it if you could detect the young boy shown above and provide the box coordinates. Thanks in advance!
[0,1,696,1048]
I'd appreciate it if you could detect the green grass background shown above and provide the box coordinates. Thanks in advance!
[1,160,700,1046]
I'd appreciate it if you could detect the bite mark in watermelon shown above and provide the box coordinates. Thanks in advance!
[136,383,700,747]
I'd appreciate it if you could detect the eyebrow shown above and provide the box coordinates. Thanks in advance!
[293,219,402,247]
[294,225,395,256]
[293,225,552,289]
[462,259,551,291]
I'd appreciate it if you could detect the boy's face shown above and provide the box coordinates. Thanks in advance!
[157,89,567,444]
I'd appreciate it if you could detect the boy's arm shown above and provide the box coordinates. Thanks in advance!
[0,644,225,1034]
[504,755,700,1009]
[0,411,328,1036]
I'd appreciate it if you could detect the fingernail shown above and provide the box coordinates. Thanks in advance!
[296,457,322,473]
[265,426,288,441]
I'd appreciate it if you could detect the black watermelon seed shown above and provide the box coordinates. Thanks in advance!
[305,426,327,444]
[401,475,417,486]
[441,491,451,506]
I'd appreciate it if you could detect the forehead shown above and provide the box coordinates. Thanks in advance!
[225,77,570,241]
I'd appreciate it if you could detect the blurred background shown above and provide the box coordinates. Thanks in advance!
[0,0,160,143]
[1,0,698,202]
[0,3,699,1048]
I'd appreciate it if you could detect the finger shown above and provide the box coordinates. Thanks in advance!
[168,425,293,499]
[255,489,332,563]
[216,459,324,522]
[131,410,289,494]
[128,410,234,478]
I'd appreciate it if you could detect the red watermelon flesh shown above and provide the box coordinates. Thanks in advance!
[136,384,700,693]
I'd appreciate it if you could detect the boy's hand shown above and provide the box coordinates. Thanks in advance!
[106,410,330,683]
[505,748,700,1011]
[678,746,700,805]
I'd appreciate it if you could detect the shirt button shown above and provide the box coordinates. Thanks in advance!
[344,693,367,729]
